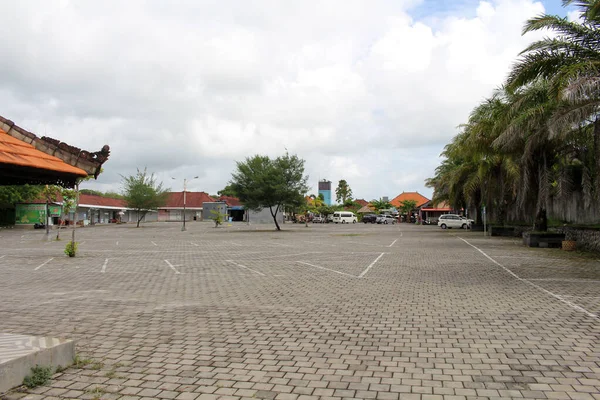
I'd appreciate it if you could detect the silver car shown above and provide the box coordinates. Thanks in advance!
[376,215,397,224]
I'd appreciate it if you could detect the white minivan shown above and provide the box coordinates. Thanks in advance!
[332,211,357,224]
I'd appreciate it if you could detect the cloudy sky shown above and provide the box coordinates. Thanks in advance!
[1,0,568,201]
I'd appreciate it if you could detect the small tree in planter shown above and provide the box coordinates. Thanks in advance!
[210,209,225,227]
[64,241,78,257]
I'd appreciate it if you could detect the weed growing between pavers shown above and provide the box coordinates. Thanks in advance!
[72,354,93,368]
[85,386,107,400]
[22,365,53,389]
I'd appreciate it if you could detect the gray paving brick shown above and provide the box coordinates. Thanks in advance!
[0,223,598,400]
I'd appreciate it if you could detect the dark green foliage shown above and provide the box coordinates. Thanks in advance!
[121,168,169,227]
[217,184,237,197]
[230,153,309,231]
[0,185,42,208]
[79,189,124,199]
[23,365,53,388]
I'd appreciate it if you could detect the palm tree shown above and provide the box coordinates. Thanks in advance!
[507,0,600,203]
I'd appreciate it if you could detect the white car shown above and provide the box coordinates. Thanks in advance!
[376,215,396,224]
[438,214,470,229]
[312,215,323,223]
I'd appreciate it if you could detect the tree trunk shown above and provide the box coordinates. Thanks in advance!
[594,119,600,202]
[534,207,547,232]
[270,205,281,231]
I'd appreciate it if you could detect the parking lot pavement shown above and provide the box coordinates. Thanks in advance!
[0,222,599,400]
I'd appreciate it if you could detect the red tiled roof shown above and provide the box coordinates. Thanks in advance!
[165,192,214,208]
[79,193,126,208]
[355,199,368,207]
[421,200,452,211]
[218,195,242,207]
[390,192,430,208]
[0,128,88,177]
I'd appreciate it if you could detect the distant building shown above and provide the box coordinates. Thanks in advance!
[158,192,214,222]
[318,179,332,205]
[390,191,430,209]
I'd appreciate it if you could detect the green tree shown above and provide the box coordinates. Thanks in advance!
[0,185,41,208]
[370,198,391,211]
[121,168,169,227]
[217,184,237,197]
[506,0,600,212]
[230,153,309,231]
[399,200,417,219]
[335,180,353,204]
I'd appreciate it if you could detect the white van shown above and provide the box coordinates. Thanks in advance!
[332,211,357,224]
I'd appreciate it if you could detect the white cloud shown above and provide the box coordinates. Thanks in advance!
[0,0,548,201]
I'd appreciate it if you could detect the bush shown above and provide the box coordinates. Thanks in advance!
[64,241,78,257]
[23,365,53,388]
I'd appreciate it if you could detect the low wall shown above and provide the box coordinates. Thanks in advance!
[557,227,600,253]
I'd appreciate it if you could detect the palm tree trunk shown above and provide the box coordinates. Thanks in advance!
[594,119,600,202]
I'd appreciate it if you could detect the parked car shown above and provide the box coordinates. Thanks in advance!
[377,215,397,224]
[362,214,378,224]
[460,216,474,226]
[312,215,324,223]
[326,214,334,223]
[438,214,470,229]
[332,211,357,224]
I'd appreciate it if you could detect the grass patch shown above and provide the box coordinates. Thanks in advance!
[22,365,53,388]
[72,354,93,368]
[91,361,104,370]
[85,386,106,400]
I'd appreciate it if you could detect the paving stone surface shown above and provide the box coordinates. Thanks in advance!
[0,222,599,399]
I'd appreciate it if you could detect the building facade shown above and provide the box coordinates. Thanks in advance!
[157,192,214,222]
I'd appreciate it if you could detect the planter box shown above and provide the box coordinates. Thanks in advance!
[522,232,565,248]
[562,240,576,251]
[490,226,516,237]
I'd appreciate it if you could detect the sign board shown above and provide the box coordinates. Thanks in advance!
[15,204,45,224]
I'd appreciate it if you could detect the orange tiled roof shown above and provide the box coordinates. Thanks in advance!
[355,199,368,207]
[390,191,430,208]
[0,128,88,177]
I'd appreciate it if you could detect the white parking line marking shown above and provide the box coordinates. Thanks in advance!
[0,255,5,259]
[359,253,386,278]
[80,241,86,245]
[38,295,86,305]
[49,290,109,295]
[388,239,398,247]
[296,261,356,278]
[101,258,109,273]
[116,241,119,246]
[34,258,54,271]
[528,278,600,283]
[190,242,199,246]
[268,241,292,247]
[151,241,157,246]
[164,260,181,274]
[457,236,598,319]
[225,260,266,276]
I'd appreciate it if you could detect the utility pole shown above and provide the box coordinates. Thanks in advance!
[173,176,198,232]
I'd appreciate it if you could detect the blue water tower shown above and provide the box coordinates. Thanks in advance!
[318,179,332,205]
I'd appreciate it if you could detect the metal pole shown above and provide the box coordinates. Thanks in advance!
[182,178,187,231]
